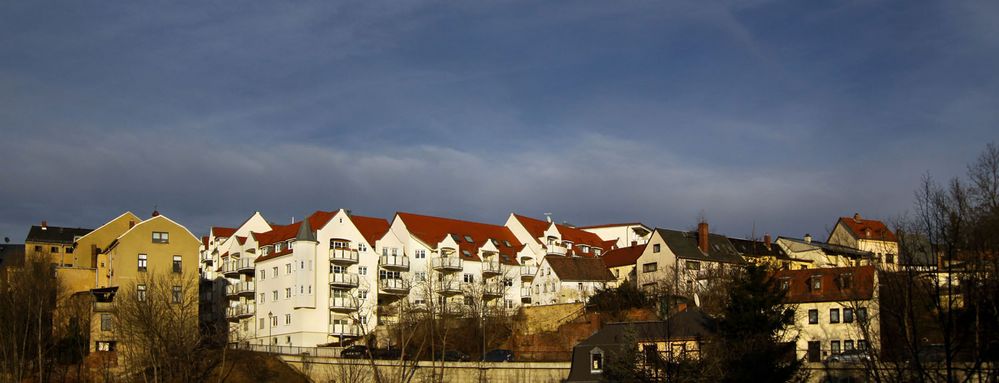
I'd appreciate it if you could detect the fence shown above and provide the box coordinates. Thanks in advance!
[229,343,344,358]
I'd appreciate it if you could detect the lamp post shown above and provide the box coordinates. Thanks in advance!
[268,311,273,353]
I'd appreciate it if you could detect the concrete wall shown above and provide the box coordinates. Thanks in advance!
[281,354,570,383]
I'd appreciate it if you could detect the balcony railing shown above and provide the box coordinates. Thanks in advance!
[521,288,532,298]
[379,255,410,270]
[237,258,254,273]
[521,265,538,278]
[226,281,255,297]
[379,278,410,294]
[483,283,505,298]
[482,261,501,275]
[431,257,463,272]
[438,281,461,295]
[222,260,240,276]
[329,296,358,312]
[329,249,359,264]
[546,244,568,255]
[226,303,255,321]
[329,273,359,288]
[329,323,361,337]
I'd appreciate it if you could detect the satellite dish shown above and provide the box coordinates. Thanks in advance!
[693,293,701,307]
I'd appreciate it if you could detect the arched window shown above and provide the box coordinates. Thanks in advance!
[590,347,604,373]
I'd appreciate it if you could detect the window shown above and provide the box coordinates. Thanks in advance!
[464,235,474,243]
[857,308,868,322]
[831,340,841,354]
[463,274,474,283]
[272,290,278,300]
[271,316,278,326]
[137,284,147,302]
[285,263,292,274]
[285,314,291,325]
[844,340,854,351]
[653,244,661,253]
[391,248,398,256]
[415,249,426,259]
[358,290,368,300]
[415,272,426,281]
[858,340,868,350]
[886,254,895,264]
[285,288,292,298]
[101,314,112,331]
[503,240,511,247]
[461,250,471,257]
[808,309,818,324]
[809,276,822,291]
[843,308,854,323]
[66,246,74,254]
[172,286,182,303]
[590,348,604,373]
[504,278,513,287]
[581,245,590,253]
[152,232,169,243]
[260,269,266,280]
[138,254,148,272]
[96,341,116,352]
[275,242,283,252]
[779,278,790,291]
[685,261,701,270]
[830,308,840,323]
[837,273,853,290]
[260,293,265,303]
[594,249,602,256]
[506,299,514,309]
[51,246,59,253]
[259,318,265,329]
[172,255,182,273]
[272,267,278,276]
[359,266,368,275]
[642,262,658,272]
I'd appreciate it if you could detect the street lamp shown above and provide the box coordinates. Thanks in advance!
[268,311,273,352]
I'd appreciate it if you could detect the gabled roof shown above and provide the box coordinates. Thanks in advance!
[834,215,897,242]
[544,255,615,282]
[778,237,874,259]
[601,244,646,268]
[512,214,616,256]
[397,212,523,264]
[774,265,876,303]
[252,210,336,247]
[201,236,209,248]
[236,236,247,245]
[348,214,390,247]
[25,225,92,244]
[729,237,790,260]
[211,226,237,238]
[655,228,744,264]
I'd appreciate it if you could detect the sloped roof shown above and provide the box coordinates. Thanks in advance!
[252,210,337,247]
[601,244,646,268]
[211,226,237,238]
[835,216,897,242]
[655,229,744,264]
[0,244,25,268]
[774,265,876,303]
[578,222,646,230]
[513,214,616,256]
[201,236,209,248]
[236,236,247,245]
[26,226,92,244]
[779,237,874,259]
[545,255,615,282]
[348,214,390,247]
[729,237,790,260]
[398,212,523,264]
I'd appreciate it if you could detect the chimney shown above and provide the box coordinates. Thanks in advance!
[853,213,862,223]
[697,222,709,253]
[804,233,812,243]
[129,220,135,228]
[764,233,772,250]
[151,210,160,217]
[41,221,47,230]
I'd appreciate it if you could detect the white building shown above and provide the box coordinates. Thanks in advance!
[531,255,614,305]
[827,213,899,270]
[634,223,744,295]
[580,222,652,249]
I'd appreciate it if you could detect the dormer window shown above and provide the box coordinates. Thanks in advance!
[590,347,604,373]
[451,234,461,243]
[837,273,853,290]
[809,276,822,292]
[491,239,499,247]
[581,245,590,253]
[275,242,282,252]
[503,240,512,247]
[261,247,270,256]
[593,249,602,256]
[461,250,472,258]
[464,235,474,243]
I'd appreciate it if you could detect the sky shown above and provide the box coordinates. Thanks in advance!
[2,1,998,243]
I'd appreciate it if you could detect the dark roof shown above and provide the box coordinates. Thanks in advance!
[295,217,318,242]
[567,311,715,382]
[729,237,790,260]
[655,229,744,264]
[25,226,92,245]
[601,244,646,268]
[0,244,25,268]
[774,265,876,303]
[544,255,615,282]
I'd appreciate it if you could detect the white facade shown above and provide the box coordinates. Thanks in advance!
[581,223,652,248]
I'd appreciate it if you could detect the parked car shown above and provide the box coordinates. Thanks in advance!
[827,349,871,364]
[441,350,470,362]
[483,349,514,362]
[374,346,403,360]
[340,345,371,359]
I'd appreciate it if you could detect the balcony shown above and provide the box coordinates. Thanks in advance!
[438,281,461,296]
[329,296,358,313]
[93,301,114,312]
[329,249,359,265]
[431,257,463,272]
[226,303,254,321]
[483,284,504,299]
[482,261,501,275]
[520,265,538,278]
[546,244,568,256]
[379,278,410,295]
[520,288,532,299]
[329,273,359,288]
[226,281,255,299]
[379,255,410,270]
[329,323,361,337]
[222,260,240,277]
[237,258,254,274]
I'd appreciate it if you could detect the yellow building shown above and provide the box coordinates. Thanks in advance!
[24,221,92,268]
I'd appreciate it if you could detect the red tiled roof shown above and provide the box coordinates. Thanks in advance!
[252,211,337,247]
[236,236,247,245]
[397,212,523,265]
[513,214,616,257]
[201,236,209,248]
[544,255,615,282]
[349,215,390,247]
[578,222,645,229]
[602,244,646,268]
[212,227,237,238]
[255,248,293,263]
[836,216,897,242]
[774,266,876,303]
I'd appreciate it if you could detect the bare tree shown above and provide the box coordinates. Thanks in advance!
[0,256,60,382]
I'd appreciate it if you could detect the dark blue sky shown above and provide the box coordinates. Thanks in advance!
[2,1,997,242]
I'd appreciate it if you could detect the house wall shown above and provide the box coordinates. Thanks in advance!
[583,225,650,248]
[782,300,879,362]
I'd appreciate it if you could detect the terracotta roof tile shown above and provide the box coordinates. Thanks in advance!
[398,212,523,264]
[252,211,336,247]
[255,248,293,263]
[774,265,875,303]
[602,244,646,268]
[513,214,615,257]
[236,236,247,245]
[211,227,237,238]
[349,215,390,247]
[836,216,897,242]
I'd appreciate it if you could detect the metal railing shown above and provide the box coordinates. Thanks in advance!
[546,245,568,255]
[226,303,255,319]
[379,255,410,270]
[236,258,254,272]
[483,283,505,297]
[521,287,532,298]
[329,249,359,264]
[329,323,361,337]
[329,273,359,288]
[431,256,463,271]
[482,261,501,274]
[329,296,358,311]
[379,278,410,293]
[521,265,538,277]
[229,343,344,358]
